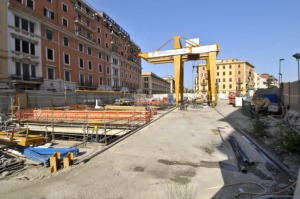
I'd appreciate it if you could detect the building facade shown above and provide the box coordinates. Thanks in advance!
[1,0,141,92]
[197,58,256,96]
[162,75,174,93]
[142,72,170,95]
[259,73,278,88]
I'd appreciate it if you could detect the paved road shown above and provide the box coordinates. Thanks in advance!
[0,102,290,199]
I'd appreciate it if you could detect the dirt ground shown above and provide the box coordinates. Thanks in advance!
[215,99,300,176]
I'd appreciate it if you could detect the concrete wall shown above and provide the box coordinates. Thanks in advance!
[282,81,300,112]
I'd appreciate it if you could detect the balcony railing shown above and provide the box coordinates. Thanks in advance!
[201,89,207,92]
[9,75,43,82]
[236,87,243,91]
[236,81,243,84]
[75,31,94,43]
[77,81,97,89]
[200,82,207,86]
[74,4,95,20]
[75,17,95,31]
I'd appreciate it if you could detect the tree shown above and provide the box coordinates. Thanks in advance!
[263,77,277,88]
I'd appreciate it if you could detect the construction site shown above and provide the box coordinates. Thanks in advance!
[0,36,300,199]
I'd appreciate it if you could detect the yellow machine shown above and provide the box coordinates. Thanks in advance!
[139,36,220,107]
[0,128,45,147]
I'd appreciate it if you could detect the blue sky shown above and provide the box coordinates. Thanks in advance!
[86,0,300,88]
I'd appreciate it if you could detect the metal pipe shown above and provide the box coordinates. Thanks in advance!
[229,138,246,173]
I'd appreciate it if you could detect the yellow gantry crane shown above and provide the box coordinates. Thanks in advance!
[139,36,220,107]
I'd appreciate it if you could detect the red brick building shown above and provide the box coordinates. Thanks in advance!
[0,0,141,92]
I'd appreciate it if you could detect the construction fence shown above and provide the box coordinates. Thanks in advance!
[282,81,300,112]
[0,90,123,113]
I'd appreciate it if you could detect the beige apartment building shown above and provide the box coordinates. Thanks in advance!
[0,0,141,92]
[142,72,170,95]
[197,58,256,96]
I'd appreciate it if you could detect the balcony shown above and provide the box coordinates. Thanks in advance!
[236,87,243,91]
[74,4,95,21]
[9,75,43,83]
[236,81,243,84]
[200,82,207,86]
[77,81,97,90]
[75,18,95,32]
[201,89,207,92]
[75,31,95,43]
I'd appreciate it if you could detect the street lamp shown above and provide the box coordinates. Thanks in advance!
[279,58,284,85]
[293,53,300,81]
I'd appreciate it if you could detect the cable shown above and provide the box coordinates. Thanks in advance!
[252,181,296,198]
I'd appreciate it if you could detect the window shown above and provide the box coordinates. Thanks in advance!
[31,65,36,77]
[79,74,84,85]
[87,47,92,55]
[223,78,225,82]
[46,29,53,40]
[105,33,108,38]
[14,16,20,28]
[217,66,219,70]
[229,65,232,69]
[99,77,103,85]
[64,53,70,65]
[79,58,84,68]
[22,40,29,54]
[62,3,68,12]
[223,72,225,75]
[238,71,241,75]
[44,8,54,19]
[238,64,240,68]
[78,43,83,52]
[88,75,93,85]
[16,62,21,76]
[105,43,108,48]
[77,14,82,22]
[87,20,90,27]
[47,68,54,79]
[63,71,70,82]
[98,64,102,72]
[47,48,54,61]
[106,66,110,74]
[47,0,52,3]
[63,36,69,46]
[30,43,35,55]
[15,39,20,51]
[97,27,100,33]
[107,78,110,86]
[217,72,219,76]
[97,38,100,44]
[223,65,225,69]
[229,78,232,82]
[88,61,92,70]
[27,0,34,9]
[98,52,102,59]
[106,55,109,62]
[62,18,68,27]
[21,18,28,31]
[29,22,34,33]
[113,58,118,65]
[229,84,232,89]
[229,71,232,75]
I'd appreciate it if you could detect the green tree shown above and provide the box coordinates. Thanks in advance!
[263,77,277,88]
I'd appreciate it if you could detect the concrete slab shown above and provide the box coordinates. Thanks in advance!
[0,104,291,199]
